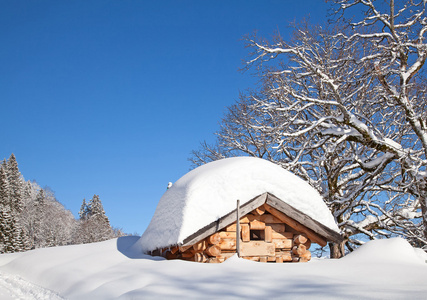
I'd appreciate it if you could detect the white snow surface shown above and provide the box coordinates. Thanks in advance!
[0,237,426,299]
[139,157,338,252]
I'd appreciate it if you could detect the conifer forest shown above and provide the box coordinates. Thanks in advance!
[0,153,122,253]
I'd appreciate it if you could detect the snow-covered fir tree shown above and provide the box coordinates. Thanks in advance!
[0,162,24,253]
[6,154,23,214]
[73,195,114,244]
[78,198,89,220]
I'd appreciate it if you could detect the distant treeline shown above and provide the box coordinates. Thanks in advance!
[0,154,124,254]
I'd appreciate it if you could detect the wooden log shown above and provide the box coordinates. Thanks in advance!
[181,249,195,258]
[206,257,221,263]
[179,244,193,253]
[236,199,241,258]
[293,234,308,245]
[300,250,311,262]
[225,223,237,232]
[250,220,266,230]
[276,256,284,263]
[265,226,272,243]
[242,256,260,262]
[269,223,286,233]
[267,256,277,262]
[260,256,268,263]
[240,241,275,257]
[252,205,266,216]
[194,252,208,263]
[304,238,312,250]
[263,204,328,247]
[292,244,307,256]
[170,246,179,254]
[183,256,195,262]
[271,231,293,239]
[261,214,283,224]
[218,252,236,261]
[193,240,208,253]
[164,250,177,260]
[282,251,292,262]
[272,238,293,250]
[219,239,237,250]
[239,216,250,223]
[219,231,236,239]
[245,214,283,224]
[292,256,300,262]
[207,233,221,245]
[241,224,250,242]
[205,245,221,257]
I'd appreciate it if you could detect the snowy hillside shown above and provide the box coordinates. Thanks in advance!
[0,237,426,299]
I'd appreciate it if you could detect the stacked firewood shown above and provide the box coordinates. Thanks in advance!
[160,205,312,263]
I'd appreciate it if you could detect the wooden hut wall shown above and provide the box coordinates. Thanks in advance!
[159,204,316,263]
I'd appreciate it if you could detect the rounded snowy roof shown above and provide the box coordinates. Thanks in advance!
[139,157,339,252]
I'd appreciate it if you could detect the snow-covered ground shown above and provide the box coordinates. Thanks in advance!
[0,237,426,299]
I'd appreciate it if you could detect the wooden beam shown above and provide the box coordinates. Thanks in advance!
[272,238,292,250]
[241,224,250,242]
[293,234,308,245]
[240,241,275,257]
[266,193,342,243]
[192,240,207,253]
[300,250,311,262]
[219,232,236,239]
[269,223,286,233]
[219,239,237,250]
[250,220,266,230]
[271,231,293,239]
[207,233,221,245]
[205,245,221,257]
[264,203,328,247]
[265,226,272,243]
[194,252,207,263]
[244,214,283,224]
[292,244,307,256]
[236,200,241,258]
[252,205,266,216]
[182,193,268,247]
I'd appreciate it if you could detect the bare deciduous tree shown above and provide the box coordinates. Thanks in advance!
[191,0,427,256]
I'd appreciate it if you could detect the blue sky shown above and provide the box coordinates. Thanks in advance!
[1,1,329,234]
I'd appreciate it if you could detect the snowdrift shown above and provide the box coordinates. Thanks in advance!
[0,237,426,299]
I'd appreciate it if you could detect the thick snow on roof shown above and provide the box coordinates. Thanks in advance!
[139,157,339,252]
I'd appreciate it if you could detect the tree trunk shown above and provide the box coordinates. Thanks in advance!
[420,195,427,243]
[329,240,345,258]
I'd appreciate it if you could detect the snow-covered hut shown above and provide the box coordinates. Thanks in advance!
[139,157,342,263]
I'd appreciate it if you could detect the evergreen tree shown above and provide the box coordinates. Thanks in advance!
[33,188,46,248]
[88,194,114,242]
[73,195,114,244]
[6,154,23,213]
[0,165,9,207]
[78,198,89,220]
[0,165,14,253]
[0,204,15,253]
